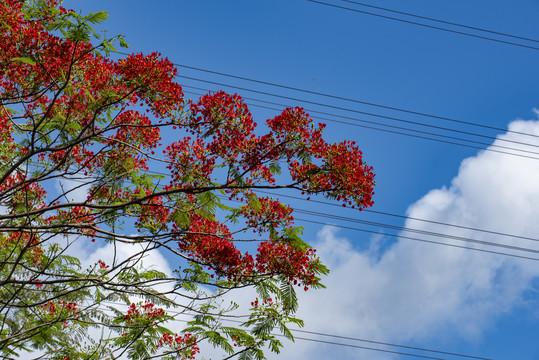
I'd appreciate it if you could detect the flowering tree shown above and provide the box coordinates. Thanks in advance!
[0,1,375,359]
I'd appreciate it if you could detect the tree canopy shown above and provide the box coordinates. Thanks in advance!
[0,1,375,359]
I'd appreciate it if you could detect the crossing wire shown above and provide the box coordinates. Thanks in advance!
[294,207,539,255]
[215,317,494,360]
[116,50,539,139]
[218,194,539,261]
[113,52,539,159]
[104,304,493,360]
[49,165,539,254]
[256,189,539,245]
[182,84,539,152]
[307,0,539,52]
[338,0,539,44]
[215,192,539,260]
[295,217,539,261]
[181,87,539,162]
[33,168,539,262]
[22,134,539,260]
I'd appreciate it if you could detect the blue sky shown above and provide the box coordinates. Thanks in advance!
[64,1,539,359]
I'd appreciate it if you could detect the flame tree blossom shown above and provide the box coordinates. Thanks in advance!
[0,1,375,359]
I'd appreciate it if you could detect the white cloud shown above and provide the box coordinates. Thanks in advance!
[84,241,171,274]
[263,118,539,359]
[55,175,92,203]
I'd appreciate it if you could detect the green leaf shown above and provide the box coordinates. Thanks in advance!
[268,161,282,175]
[101,40,117,54]
[118,35,129,48]
[171,210,191,229]
[10,57,36,65]
[85,88,96,102]
[205,330,234,354]
[279,280,298,314]
[248,193,262,212]
[254,278,279,300]
[278,322,294,341]
[94,288,103,305]
[0,19,12,31]
[84,11,109,25]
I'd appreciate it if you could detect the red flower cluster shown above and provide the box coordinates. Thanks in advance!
[290,140,375,209]
[0,1,72,100]
[40,301,78,317]
[165,137,216,187]
[123,301,165,326]
[238,196,294,234]
[1,0,376,336]
[175,212,321,287]
[50,206,96,230]
[131,188,170,231]
[256,243,319,288]
[116,52,184,118]
[187,92,280,186]
[176,214,254,279]
[157,333,199,359]
[0,108,14,154]
[1,232,43,266]
[267,108,375,209]
[189,91,256,158]
[1,0,186,184]
[0,172,47,213]
[250,297,273,308]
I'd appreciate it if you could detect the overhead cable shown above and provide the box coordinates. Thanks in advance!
[182,87,539,162]
[183,84,539,152]
[116,50,539,139]
[339,0,539,44]
[294,208,539,255]
[100,301,493,360]
[257,190,539,244]
[295,217,539,262]
[307,0,539,52]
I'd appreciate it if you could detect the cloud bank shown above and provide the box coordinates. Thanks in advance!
[266,118,539,359]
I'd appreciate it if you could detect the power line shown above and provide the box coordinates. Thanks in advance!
[256,190,539,245]
[132,57,539,141]
[21,138,539,260]
[113,52,539,160]
[40,163,539,253]
[182,84,539,152]
[290,328,493,360]
[220,192,539,260]
[118,305,493,360]
[307,0,539,52]
[181,87,539,162]
[275,334,464,360]
[18,87,539,260]
[295,217,539,262]
[247,102,539,161]
[294,207,539,255]
[25,136,539,260]
[196,319,482,360]
[116,50,539,139]
[94,302,460,360]
[339,0,539,44]
[213,317,493,360]
[42,169,539,261]
[216,192,539,261]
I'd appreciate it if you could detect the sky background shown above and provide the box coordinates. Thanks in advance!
[63,1,539,359]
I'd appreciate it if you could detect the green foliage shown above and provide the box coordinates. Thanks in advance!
[0,0,376,358]
[10,56,36,65]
